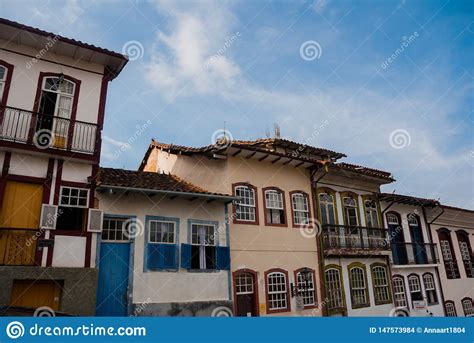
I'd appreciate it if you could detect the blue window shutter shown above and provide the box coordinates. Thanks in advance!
[216,246,231,270]
[147,244,177,270]
[181,243,192,269]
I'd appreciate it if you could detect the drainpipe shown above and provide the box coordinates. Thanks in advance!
[310,163,329,317]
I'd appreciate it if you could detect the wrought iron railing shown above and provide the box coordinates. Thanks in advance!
[322,224,389,250]
[391,242,438,265]
[0,106,98,154]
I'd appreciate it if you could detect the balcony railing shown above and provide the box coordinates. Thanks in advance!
[0,106,98,154]
[0,229,38,266]
[322,224,390,251]
[391,242,438,265]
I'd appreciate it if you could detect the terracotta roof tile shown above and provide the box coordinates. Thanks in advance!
[378,193,440,206]
[336,162,394,181]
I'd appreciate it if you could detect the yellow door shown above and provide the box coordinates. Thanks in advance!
[10,280,61,311]
[0,181,43,229]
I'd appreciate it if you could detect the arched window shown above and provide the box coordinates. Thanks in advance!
[233,183,257,224]
[295,268,316,308]
[342,195,359,226]
[364,199,380,228]
[318,190,336,225]
[371,264,391,305]
[290,192,310,226]
[444,300,457,317]
[265,269,290,313]
[422,273,438,305]
[461,297,473,317]
[456,231,473,278]
[386,211,408,265]
[263,188,286,226]
[324,265,345,313]
[348,263,369,308]
[408,274,423,305]
[392,276,407,308]
[438,229,460,279]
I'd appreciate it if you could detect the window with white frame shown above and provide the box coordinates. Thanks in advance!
[149,220,175,244]
[235,273,254,295]
[102,217,130,241]
[457,232,473,278]
[57,186,89,231]
[266,271,289,311]
[459,241,471,261]
[296,269,315,307]
[392,276,407,308]
[423,274,438,305]
[387,213,399,225]
[349,267,368,307]
[292,193,309,225]
[190,223,216,270]
[343,196,359,226]
[440,240,453,260]
[438,230,460,279]
[0,65,6,100]
[462,298,473,316]
[407,214,418,226]
[319,192,336,225]
[445,301,457,317]
[325,268,344,311]
[265,189,285,225]
[234,185,256,222]
[408,275,423,303]
[372,265,391,304]
[364,199,379,228]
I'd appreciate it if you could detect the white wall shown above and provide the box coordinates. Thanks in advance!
[97,192,230,304]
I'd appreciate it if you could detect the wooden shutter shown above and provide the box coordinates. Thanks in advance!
[216,246,231,270]
[0,181,43,229]
[87,209,103,232]
[180,243,192,269]
[40,204,58,229]
[146,244,177,270]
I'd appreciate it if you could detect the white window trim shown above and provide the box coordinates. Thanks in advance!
[296,270,315,306]
[292,193,310,225]
[190,223,216,246]
[101,217,131,243]
[59,186,89,208]
[148,220,176,244]
[267,271,288,311]
[235,185,256,222]
[265,189,284,210]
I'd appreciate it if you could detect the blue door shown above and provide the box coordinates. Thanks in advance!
[96,242,131,316]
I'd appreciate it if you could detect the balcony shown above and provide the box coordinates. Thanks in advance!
[322,224,390,255]
[391,242,438,265]
[0,106,98,156]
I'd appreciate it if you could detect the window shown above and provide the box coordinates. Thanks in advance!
[56,186,89,231]
[371,264,391,304]
[102,217,130,241]
[444,301,457,317]
[438,229,460,279]
[422,273,438,305]
[461,298,473,316]
[408,275,423,305]
[145,217,178,271]
[456,231,473,278]
[348,265,369,308]
[36,76,77,149]
[392,276,407,308]
[319,192,337,225]
[0,65,6,100]
[407,214,418,226]
[266,270,290,312]
[387,213,399,225]
[264,188,286,225]
[291,192,310,226]
[343,196,359,226]
[234,184,257,223]
[190,223,216,270]
[295,268,316,307]
[325,266,344,312]
[235,273,254,295]
[364,199,380,228]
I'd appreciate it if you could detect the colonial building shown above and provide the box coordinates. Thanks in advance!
[95,167,234,316]
[139,138,343,316]
[313,163,396,316]
[379,193,444,317]
[427,205,474,317]
[0,18,127,315]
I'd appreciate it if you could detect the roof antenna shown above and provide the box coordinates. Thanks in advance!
[274,123,281,139]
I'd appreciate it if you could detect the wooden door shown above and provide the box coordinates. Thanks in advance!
[0,181,43,229]
[10,280,61,311]
[234,271,258,317]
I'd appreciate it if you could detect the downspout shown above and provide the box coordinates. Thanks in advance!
[310,163,329,316]
[422,204,446,316]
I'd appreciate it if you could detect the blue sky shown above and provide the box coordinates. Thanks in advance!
[1,0,473,208]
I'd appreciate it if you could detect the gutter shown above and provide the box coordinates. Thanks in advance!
[97,184,236,204]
